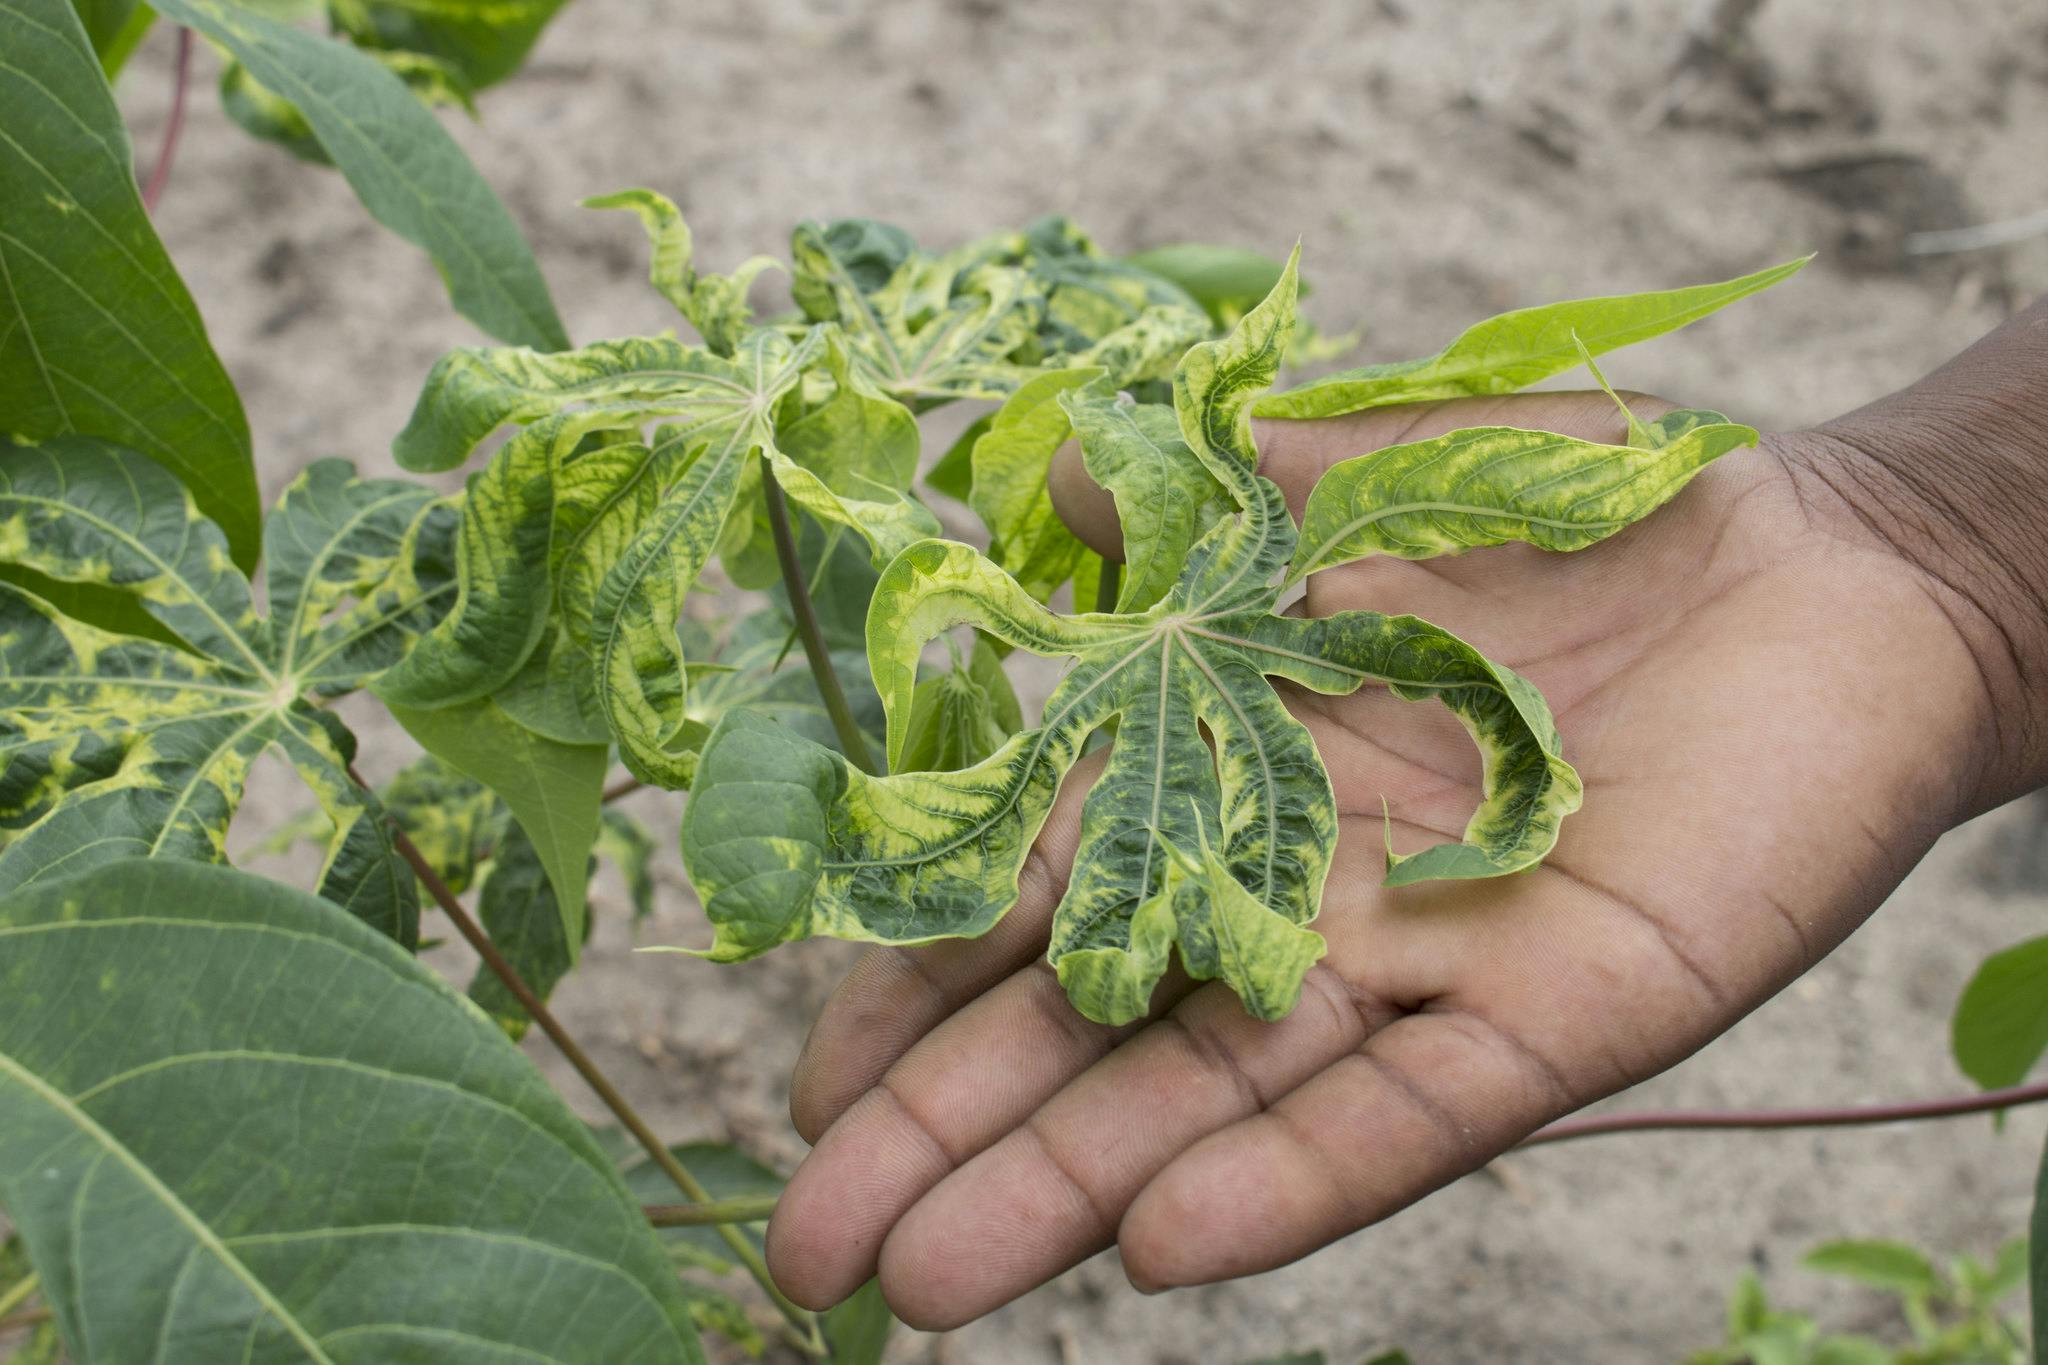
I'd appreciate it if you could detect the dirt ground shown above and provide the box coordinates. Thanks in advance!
[108,0,2048,1360]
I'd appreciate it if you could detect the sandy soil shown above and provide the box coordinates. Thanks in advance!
[100,0,2048,1359]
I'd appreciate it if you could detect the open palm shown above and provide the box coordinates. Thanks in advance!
[765,390,1988,1327]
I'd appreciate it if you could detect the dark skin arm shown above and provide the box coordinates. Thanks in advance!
[765,300,2048,1329]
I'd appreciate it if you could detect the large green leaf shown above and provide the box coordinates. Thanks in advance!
[0,439,454,944]
[388,694,606,951]
[0,858,702,1362]
[1289,406,1758,579]
[1953,934,2048,1090]
[152,0,567,350]
[1254,258,1808,420]
[681,253,1588,1025]
[0,0,261,565]
[1802,1241,1942,1298]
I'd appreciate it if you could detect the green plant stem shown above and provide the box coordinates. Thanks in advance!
[1094,559,1122,613]
[643,1195,781,1227]
[1521,1077,2048,1147]
[0,1273,36,1321]
[761,453,878,774]
[363,771,824,1357]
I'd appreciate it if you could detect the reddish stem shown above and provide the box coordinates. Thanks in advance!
[1521,1078,2048,1147]
[141,28,192,213]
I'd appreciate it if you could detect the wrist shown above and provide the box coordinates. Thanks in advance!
[1776,301,2048,808]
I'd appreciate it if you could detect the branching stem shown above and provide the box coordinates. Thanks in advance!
[357,768,823,1356]
[761,454,878,774]
[1521,1077,2048,1147]
[644,1195,780,1227]
[140,29,191,213]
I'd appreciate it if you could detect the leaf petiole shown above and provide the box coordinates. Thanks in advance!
[643,1195,780,1227]
[762,452,880,774]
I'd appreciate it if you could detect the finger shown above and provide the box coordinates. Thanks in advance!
[868,966,1403,1330]
[1117,1003,1581,1291]
[1048,389,1678,561]
[771,950,1189,1310]
[787,746,1105,1143]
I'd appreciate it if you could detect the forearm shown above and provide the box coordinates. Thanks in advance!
[1784,297,2048,809]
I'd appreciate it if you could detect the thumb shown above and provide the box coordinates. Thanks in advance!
[1047,388,1680,562]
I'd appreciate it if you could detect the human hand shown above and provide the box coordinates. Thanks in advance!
[765,376,2027,1327]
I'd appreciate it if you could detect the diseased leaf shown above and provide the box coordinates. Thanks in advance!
[1289,407,1758,580]
[388,693,606,950]
[1058,379,1225,611]
[0,858,702,1362]
[0,0,261,565]
[681,254,1584,1024]
[1254,258,1809,420]
[336,0,568,90]
[152,0,568,349]
[0,439,453,944]
[791,219,1046,404]
[384,328,828,788]
[586,188,781,356]
[1952,933,2048,1090]
[968,366,1102,601]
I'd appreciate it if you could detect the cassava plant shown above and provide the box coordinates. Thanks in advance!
[9,0,2047,1354]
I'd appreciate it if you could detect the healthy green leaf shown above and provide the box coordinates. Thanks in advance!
[0,858,702,1361]
[585,188,780,357]
[220,48,479,167]
[0,439,454,944]
[2033,1158,2048,1360]
[467,819,586,1037]
[1254,258,1809,420]
[598,807,658,922]
[1804,1240,1943,1298]
[1124,241,1294,327]
[388,693,606,950]
[823,1280,896,1365]
[681,254,1583,1024]
[0,0,262,565]
[1952,934,2048,1090]
[152,0,568,350]
[897,634,1022,774]
[1289,407,1758,580]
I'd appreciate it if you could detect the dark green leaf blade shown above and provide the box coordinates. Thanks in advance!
[0,858,702,1361]
[467,819,581,1037]
[151,0,568,350]
[390,695,606,950]
[0,0,260,564]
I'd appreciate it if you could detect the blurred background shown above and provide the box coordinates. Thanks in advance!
[113,0,2048,1359]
